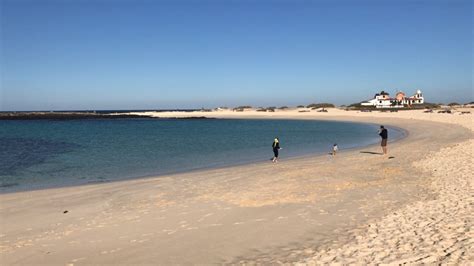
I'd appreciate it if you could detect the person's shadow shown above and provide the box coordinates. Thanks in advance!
[360,151,383,155]
[360,151,395,159]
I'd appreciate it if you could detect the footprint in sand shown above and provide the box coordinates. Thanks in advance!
[162,229,177,235]
[208,223,223,227]
[197,213,213,222]
[100,247,123,255]
[71,257,85,262]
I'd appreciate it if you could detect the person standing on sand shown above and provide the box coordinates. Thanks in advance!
[379,125,388,155]
[272,137,281,163]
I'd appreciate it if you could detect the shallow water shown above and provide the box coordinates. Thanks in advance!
[0,118,403,191]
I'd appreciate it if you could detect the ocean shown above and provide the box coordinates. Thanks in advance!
[0,118,404,192]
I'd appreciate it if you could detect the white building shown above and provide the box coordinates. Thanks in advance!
[361,90,424,108]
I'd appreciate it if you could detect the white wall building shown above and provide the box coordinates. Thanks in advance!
[361,90,424,108]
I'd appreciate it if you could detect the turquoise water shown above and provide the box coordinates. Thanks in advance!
[0,119,403,192]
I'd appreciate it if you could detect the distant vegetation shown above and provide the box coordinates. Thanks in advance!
[233,105,252,111]
[418,102,441,109]
[278,106,289,109]
[297,105,305,108]
[256,106,276,112]
[347,102,441,110]
[306,103,335,109]
[448,102,460,106]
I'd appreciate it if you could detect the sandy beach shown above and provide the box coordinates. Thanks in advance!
[1,108,472,264]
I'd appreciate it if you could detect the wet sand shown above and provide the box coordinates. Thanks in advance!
[0,110,472,264]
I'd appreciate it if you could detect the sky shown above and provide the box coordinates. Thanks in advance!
[1,0,472,111]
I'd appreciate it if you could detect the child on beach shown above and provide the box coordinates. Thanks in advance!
[332,143,338,156]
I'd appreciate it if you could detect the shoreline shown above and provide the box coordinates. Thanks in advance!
[0,118,405,195]
[0,109,472,264]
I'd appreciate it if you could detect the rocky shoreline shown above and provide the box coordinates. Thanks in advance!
[0,112,211,120]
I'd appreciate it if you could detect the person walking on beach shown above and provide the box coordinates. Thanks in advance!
[379,125,388,155]
[272,137,281,163]
[332,143,338,156]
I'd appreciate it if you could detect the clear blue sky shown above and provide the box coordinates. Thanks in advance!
[1,0,472,111]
